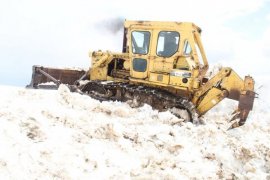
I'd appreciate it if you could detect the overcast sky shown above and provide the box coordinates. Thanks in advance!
[0,0,270,86]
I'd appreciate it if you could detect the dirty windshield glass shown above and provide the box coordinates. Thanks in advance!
[157,31,179,57]
[131,31,150,55]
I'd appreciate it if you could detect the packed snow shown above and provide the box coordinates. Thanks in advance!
[0,84,269,179]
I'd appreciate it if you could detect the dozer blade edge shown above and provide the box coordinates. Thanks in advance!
[26,65,88,89]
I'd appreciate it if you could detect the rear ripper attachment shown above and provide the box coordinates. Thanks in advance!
[229,76,256,129]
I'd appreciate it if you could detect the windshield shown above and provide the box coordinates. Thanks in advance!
[131,31,150,55]
[157,31,180,57]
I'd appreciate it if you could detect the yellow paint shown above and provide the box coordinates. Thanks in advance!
[87,20,255,116]
[149,73,170,84]
[196,87,228,115]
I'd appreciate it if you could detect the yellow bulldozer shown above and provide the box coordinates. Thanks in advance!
[27,20,255,128]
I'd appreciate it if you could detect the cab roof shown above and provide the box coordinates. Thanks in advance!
[124,20,202,33]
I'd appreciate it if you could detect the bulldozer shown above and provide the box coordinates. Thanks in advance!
[27,20,255,128]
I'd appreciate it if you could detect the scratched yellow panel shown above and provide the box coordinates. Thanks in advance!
[149,73,169,84]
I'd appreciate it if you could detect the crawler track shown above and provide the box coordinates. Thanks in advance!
[76,80,198,122]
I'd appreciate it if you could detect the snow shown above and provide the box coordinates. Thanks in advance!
[0,84,269,179]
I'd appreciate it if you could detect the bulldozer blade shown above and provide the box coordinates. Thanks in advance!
[27,65,88,89]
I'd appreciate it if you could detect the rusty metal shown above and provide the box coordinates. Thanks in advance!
[239,90,255,111]
[228,77,255,129]
[37,68,61,85]
[27,66,87,89]
[228,89,241,101]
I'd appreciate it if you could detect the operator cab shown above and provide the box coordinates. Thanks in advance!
[124,20,208,90]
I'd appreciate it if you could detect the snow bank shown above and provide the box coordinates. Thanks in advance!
[0,85,269,179]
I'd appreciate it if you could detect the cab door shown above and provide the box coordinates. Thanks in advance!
[148,31,180,85]
[130,30,151,79]
[151,31,180,73]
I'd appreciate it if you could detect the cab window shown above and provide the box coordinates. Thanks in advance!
[183,40,192,55]
[157,31,180,57]
[131,31,150,55]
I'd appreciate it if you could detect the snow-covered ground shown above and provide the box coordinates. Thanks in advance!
[0,84,269,179]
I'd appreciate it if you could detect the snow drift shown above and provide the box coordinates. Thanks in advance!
[0,85,269,179]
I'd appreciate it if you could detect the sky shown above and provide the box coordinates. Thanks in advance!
[0,0,270,86]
